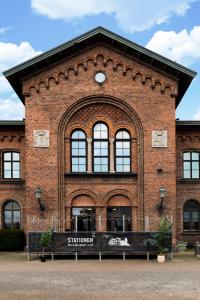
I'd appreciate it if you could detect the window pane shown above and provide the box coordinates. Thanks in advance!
[192,170,199,179]
[4,152,11,160]
[124,158,130,165]
[79,165,86,172]
[13,171,20,178]
[124,165,130,172]
[4,170,11,178]
[191,211,199,221]
[183,162,190,170]
[116,158,123,165]
[79,142,85,149]
[116,131,130,139]
[184,211,190,221]
[94,165,101,172]
[101,158,108,165]
[72,148,78,156]
[183,152,190,160]
[123,148,130,156]
[101,148,108,156]
[116,148,123,156]
[4,162,11,171]
[78,148,86,156]
[72,165,78,172]
[123,142,130,149]
[13,162,20,171]
[79,158,86,165]
[13,152,20,161]
[13,211,20,219]
[72,141,78,148]
[93,123,108,139]
[183,170,190,179]
[192,162,199,170]
[101,165,108,172]
[94,158,100,165]
[72,130,85,139]
[192,152,199,160]
[72,158,78,165]
[116,165,123,172]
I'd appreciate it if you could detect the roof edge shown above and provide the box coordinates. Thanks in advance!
[0,120,25,126]
[3,26,197,79]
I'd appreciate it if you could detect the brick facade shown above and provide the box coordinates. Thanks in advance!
[1,28,199,246]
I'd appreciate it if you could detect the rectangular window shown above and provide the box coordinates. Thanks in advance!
[183,152,200,179]
[3,152,20,179]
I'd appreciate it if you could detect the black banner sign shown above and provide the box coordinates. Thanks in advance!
[28,231,171,253]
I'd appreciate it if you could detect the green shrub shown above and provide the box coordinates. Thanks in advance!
[0,229,26,251]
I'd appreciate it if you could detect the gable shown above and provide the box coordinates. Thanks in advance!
[3,27,196,107]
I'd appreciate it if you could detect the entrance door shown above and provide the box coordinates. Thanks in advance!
[107,207,131,231]
[71,207,96,231]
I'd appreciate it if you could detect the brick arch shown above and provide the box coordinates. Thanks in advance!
[88,116,113,139]
[181,198,200,210]
[65,125,88,139]
[67,189,98,207]
[0,196,24,209]
[103,190,136,207]
[57,95,144,230]
[113,125,136,138]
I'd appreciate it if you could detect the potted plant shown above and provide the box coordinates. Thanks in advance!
[155,217,172,263]
[40,229,52,262]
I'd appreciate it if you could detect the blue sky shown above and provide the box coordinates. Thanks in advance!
[0,0,200,120]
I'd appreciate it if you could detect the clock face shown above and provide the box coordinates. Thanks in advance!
[94,72,106,84]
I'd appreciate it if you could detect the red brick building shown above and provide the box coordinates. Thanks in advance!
[0,27,199,246]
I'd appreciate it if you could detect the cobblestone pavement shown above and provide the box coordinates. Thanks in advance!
[0,252,200,300]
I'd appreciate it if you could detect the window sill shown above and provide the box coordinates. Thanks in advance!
[181,232,200,235]
[177,179,200,184]
[65,172,137,177]
[0,179,25,184]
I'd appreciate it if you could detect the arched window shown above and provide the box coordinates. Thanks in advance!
[183,151,200,179]
[115,130,131,172]
[183,200,200,232]
[93,123,109,172]
[71,130,87,172]
[3,151,20,179]
[3,200,21,229]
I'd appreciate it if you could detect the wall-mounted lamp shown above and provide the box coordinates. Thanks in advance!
[35,187,45,213]
[157,186,166,214]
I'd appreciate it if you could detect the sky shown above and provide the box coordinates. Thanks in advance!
[0,0,200,120]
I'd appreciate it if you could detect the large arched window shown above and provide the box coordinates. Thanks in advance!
[115,130,131,172]
[3,151,20,179]
[183,151,200,179]
[3,200,21,229]
[93,123,109,172]
[71,130,87,172]
[183,200,200,232]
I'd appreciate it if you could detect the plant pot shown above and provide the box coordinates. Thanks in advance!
[40,255,46,262]
[177,241,187,252]
[157,254,165,263]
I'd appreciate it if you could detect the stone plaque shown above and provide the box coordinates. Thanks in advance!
[152,131,167,147]
[34,130,49,147]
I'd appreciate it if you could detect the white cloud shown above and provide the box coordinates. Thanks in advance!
[0,41,42,73]
[193,107,200,120]
[0,97,25,120]
[0,41,41,119]
[0,27,12,34]
[0,41,42,94]
[31,0,198,32]
[146,26,200,66]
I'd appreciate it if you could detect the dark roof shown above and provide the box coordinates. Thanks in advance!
[176,120,200,127]
[0,120,25,126]
[3,26,197,106]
